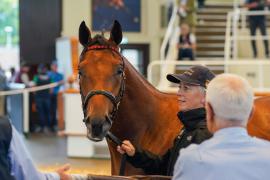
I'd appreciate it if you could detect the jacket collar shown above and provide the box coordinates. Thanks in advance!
[177,108,206,131]
[214,127,248,138]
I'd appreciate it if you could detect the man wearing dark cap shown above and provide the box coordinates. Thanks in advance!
[117,65,215,176]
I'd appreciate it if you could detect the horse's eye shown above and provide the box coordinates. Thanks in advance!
[117,68,123,75]
[78,70,83,76]
[78,71,85,78]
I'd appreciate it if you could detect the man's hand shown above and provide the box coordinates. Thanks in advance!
[183,44,190,49]
[117,140,135,156]
[56,164,71,180]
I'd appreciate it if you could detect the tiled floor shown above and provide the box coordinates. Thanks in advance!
[23,133,111,175]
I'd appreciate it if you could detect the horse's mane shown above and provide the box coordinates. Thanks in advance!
[123,58,157,89]
[88,34,174,96]
[123,56,175,97]
[80,34,115,61]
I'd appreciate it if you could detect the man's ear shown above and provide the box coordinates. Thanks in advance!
[206,102,215,133]
[248,105,255,121]
[201,95,206,105]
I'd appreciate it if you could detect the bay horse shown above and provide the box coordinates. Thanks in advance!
[78,20,270,175]
[78,20,180,175]
[248,96,270,140]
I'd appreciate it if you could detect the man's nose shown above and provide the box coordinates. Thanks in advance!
[177,88,183,95]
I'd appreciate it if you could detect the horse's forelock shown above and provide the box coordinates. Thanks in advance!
[80,34,119,62]
[89,34,114,46]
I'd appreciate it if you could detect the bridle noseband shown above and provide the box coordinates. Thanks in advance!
[79,45,126,126]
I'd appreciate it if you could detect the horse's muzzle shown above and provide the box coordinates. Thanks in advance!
[85,116,112,142]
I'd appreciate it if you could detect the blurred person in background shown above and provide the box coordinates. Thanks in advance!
[178,0,197,32]
[198,0,206,9]
[48,61,64,132]
[33,64,52,133]
[8,67,16,83]
[177,23,196,60]
[245,0,270,58]
[15,61,31,87]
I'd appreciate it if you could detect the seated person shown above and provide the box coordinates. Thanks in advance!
[173,74,270,180]
[177,23,196,60]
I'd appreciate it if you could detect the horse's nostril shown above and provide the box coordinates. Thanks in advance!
[91,123,101,129]
[91,121,103,136]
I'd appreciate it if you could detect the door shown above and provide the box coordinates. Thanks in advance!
[120,44,149,77]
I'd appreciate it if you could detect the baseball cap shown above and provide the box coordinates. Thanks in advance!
[166,65,215,88]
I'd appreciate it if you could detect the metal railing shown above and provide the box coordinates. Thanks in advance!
[151,2,270,93]
[160,1,179,60]
[0,81,64,133]
[225,9,270,60]
[147,60,270,92]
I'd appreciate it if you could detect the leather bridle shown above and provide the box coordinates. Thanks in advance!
[79,44,127,176]
[79,45,126,126]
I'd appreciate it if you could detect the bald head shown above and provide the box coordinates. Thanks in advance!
[206,74,254,127]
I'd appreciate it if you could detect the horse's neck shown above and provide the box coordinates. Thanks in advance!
[122,58,161,110]
[111,59,178,143]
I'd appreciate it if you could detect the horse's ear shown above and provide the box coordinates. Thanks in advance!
[109,20,122,45]
[79,21,91,46]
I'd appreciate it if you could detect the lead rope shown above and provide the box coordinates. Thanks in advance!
[106,131,127,176]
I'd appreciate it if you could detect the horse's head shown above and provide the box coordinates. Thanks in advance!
[78,20,125,142]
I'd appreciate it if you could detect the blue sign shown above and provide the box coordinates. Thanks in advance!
[92,0,141,32]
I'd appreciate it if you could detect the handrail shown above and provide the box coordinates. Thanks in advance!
[231,36,270,40]
[147,60,270,90]
[239,10,270,29]
[148,59,270,68]
[0,81,65,133]
[232,9,240,59]
[225,11,233,61]
[160,3,178,60]
[225,9,270,60]
[0,81,64,96]
[233,0,238,10]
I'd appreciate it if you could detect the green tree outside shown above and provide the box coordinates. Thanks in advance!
[0,0,18,46]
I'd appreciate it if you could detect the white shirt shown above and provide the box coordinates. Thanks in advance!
[173,127,270,180]
[189,34,196,44]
